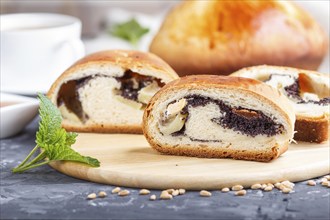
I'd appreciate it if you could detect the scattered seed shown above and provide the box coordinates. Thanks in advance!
[274,183,282,189]
[87,193,97,200]
[160,191,173,200]
[328,182,330,188]
[281,180,294,189]
[172,190,179,196]
[179,189,186,195]
[166,189,175,194]
[118,190,130,196]
[320,178,328,182]
[112,187,121,194]
[267,183,274,188]
[149,194,156,201]
[321,181,329,186]
[200,190,212,197]
[264,186,273,192]
[261,184,267,189]
[279,184,287,190]
[307,180,316,186]
[232,185,244,191]
[324,175,330,181]
[235,190,246,196]
[251,184,262,190]
[221,187,230,192]
[98,191,107,198]
[139,189,150,195]
[281,188,292,194]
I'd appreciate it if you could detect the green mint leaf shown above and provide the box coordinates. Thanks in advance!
[13,94,100,173]
[47,143,100,167]
[36,93,62,148]
[110,18,149,45]
[66,132,78,146]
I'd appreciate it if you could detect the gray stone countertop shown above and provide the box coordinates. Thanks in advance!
[1,118,329,220]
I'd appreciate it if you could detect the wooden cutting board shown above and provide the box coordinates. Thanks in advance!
[50,133,330,190]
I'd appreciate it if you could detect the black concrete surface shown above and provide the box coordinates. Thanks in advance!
[1,118,329,220]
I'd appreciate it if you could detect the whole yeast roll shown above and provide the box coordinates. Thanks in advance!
[150,0,328,75]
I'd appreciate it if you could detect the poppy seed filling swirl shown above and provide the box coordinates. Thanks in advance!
[166,95,284,138]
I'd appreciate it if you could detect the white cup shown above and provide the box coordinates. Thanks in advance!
[0,13,85,95]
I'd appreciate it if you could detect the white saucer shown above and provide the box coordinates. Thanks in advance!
[0,93,39,138]
[0,67,63,95]
[1,84,49,96]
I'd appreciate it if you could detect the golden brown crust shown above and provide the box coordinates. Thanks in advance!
[48,50,178,98]
[146,141,288,162]
[231,65,330,143]
[149,0,328,75]
[62,123,142,134]
[143,75,295,162]
[294,115,329,143]
[47,50,179,134]
[231,65,330,79]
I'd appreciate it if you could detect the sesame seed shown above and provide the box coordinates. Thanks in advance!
[178,189,186,195]
[321,181,329,186]
[172,190,179,196]
[166,189,175,194]
[87,193,97,200]
[160,191,173,200]
[320,178,328,182]
[235,190,246,196]
[267,183,274,188]
[98,191,107,198]
[118,190,130,196]
[307,180,316,186]
[231,185,244,191]
[251,184,262,190]
[111,187,121,194]
[281,188,292,194]
[139,189,150,195]
[264,186,273,191]
[281,180,294,189]
[274,183,282,189]
[200,190,212,197]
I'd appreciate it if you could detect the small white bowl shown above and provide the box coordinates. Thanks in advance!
[0,93,39,139]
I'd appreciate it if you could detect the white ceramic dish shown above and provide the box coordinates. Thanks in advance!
[0,13,85,95]
[0,93,39,139]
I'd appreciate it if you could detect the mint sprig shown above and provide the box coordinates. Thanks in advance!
[110,18,149,46]
[12,93,100,173]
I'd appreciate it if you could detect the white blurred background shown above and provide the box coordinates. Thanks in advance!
[1,1,328,35]
[1,0,329,72]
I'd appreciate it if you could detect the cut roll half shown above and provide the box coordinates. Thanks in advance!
[232,65,329,143]
[143,75,295,162]
[48,50,179,134]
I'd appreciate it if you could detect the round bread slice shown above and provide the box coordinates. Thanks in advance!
[47,50,179,134]
[143,75,295,162]
[231,65,329,143]
[149,0,328,75]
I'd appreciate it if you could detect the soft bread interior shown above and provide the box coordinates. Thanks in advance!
[147,88,293,152]
[77,76,142,125]
[233,66,330,118]
[52,64,170,127]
